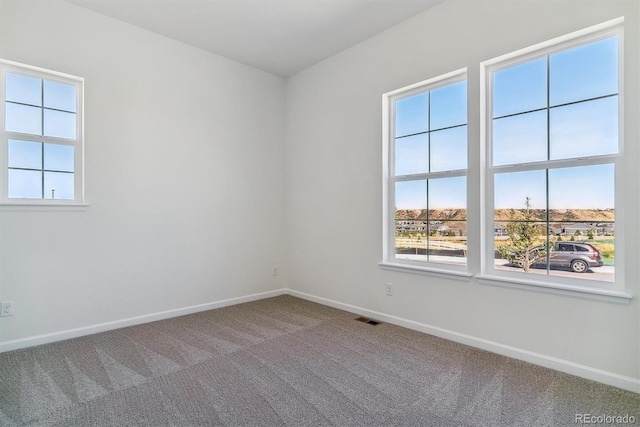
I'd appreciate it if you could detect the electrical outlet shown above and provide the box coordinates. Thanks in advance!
[1,301,14,316]
[385,283,393,296]
[273,266,279,276]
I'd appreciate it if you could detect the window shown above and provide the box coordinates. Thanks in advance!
[381,19,627,299]
[482,20,622,289]
[382,70,468,274]
[0,60,84,205]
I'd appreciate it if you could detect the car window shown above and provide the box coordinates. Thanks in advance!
[558,244,574,251]
[576,245,589,252]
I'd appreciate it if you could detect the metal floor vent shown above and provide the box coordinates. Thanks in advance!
[355,316,381,326]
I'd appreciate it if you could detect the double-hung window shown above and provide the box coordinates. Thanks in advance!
[382,70,468,274]
[482,19,622,291]
[0,60,84,205]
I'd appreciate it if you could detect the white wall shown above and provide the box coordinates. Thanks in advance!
[0,0,286,343]
[285,0,640,385]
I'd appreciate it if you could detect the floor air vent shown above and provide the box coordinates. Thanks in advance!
[355,316,381,326]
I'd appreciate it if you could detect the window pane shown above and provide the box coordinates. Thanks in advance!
[430,81,466,130]
[44,143,74,172]
[44,172,74,200]
[395,180,427,261]
[394,178,467,265]
[550,96,618,160]
[493,110,547,166]
[552,226,614,281]
[548,164,614,211]
[493,57,547,117]
[494,171,547,276]
[395,217,427,261]
[8,169,42,198]
[44,80,77,112]
[8,140,42,169]
[426,218,467,265]
[430,126,467,172]
[550,36,618,106]
[395,92,428,137]
[43,109,76,139]
[5,73,42,106]
[548,165,615,280]
[5,103,42,135]
[395,134,428,176]
[427,177,466,265]
[395,179,427,210]
[494,170,546,211]
[547,239,613,281]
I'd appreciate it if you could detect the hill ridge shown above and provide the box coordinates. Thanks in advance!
[395,208,615,222]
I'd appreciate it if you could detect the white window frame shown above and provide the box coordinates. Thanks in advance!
[0,59,85,207]
[478,18,630,301]
[380,69,471,279]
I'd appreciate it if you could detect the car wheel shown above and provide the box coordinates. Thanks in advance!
[571,259,589,273]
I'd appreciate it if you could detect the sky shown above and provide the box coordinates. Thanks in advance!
[394,35,618,212]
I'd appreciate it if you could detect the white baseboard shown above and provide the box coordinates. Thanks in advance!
[285,289,640,394]
[0,289,286,353]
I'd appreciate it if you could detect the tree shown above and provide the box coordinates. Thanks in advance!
[497,197,551,272]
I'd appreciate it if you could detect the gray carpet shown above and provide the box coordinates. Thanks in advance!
[0,295,638,426]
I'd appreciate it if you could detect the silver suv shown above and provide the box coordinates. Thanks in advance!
[511,242,604,273]
[549,242,604,273]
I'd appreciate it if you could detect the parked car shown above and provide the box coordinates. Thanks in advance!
[511,242,604,273]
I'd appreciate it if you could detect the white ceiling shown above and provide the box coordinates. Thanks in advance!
[64,0,445,77]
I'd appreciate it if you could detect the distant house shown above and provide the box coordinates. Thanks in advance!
[558,223,617,236]
[494,224,508,236]
[563,223,593,236]
[550,224,564,235]
[597,223,615,234]
[396,220,452,235]
[396,220,427,232]
[429,224,449,233]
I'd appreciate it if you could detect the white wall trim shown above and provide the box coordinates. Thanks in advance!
[286,289,640,394]
[0,289,286,353]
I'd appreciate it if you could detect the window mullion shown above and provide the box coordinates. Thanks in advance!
[40,141,45,199]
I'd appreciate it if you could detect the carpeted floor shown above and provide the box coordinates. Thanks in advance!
[0,295,638,426]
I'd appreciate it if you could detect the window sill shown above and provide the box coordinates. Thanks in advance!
[379,261,472,281]
[0,201,89,211]
[379,262,631,303]
[477,274,632,304]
